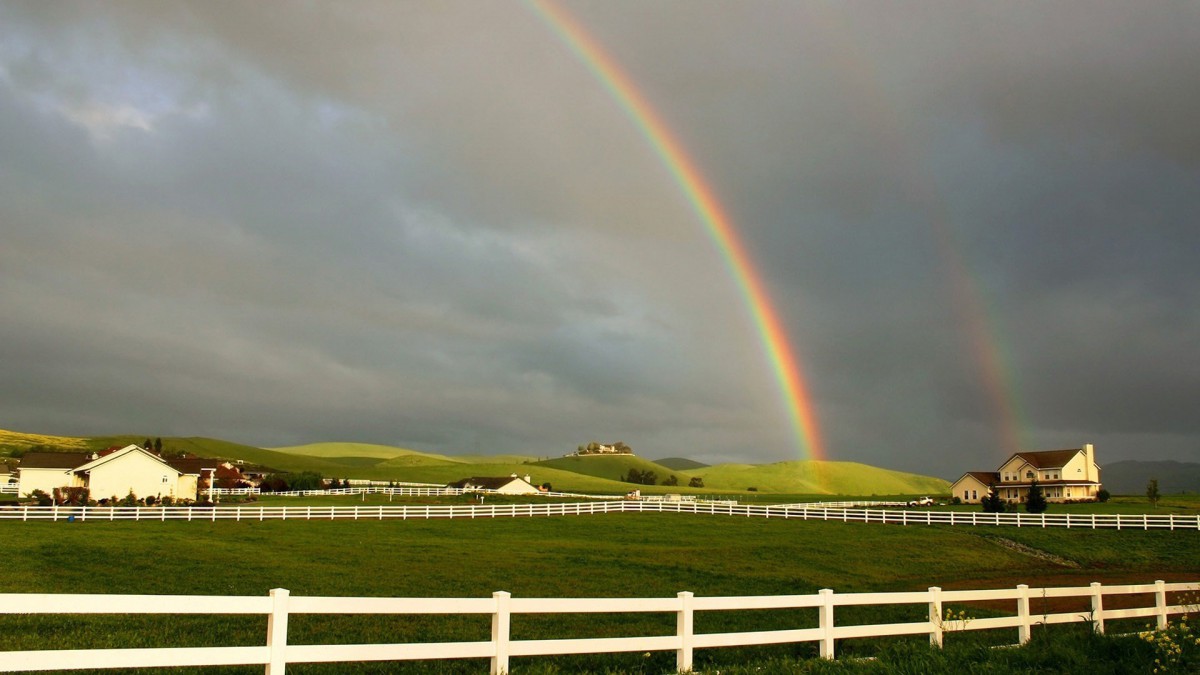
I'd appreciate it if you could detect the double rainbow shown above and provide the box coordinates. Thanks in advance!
[529,0,828,462]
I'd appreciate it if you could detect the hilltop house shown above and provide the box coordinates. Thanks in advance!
[448,474,541,495]
[17,445,203,502]
[951,443,1102,504]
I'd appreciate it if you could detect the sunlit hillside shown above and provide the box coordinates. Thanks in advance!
[271,442,464,463]
[0,428,951,496]
[693,460,950,495]
[0,428,89,453]
[535,455,682,483]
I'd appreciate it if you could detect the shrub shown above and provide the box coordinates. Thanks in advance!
[1096,488,1111,503]
[951,496,962,505]
[981,488,1006,513]
[1026,480,1048,513]
[29,489,52,506]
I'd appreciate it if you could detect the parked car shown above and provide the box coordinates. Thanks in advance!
[908,496,934,507]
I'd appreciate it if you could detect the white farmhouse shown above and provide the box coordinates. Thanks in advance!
[17,445,201,502]
[951,443,1102,505]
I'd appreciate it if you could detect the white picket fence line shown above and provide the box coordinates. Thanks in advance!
[1,581,1195,673]
[221,486,614,499]
[2,500,1199,530]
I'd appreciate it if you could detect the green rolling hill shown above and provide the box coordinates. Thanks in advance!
[656,457,710,471]
[691,460,950,495]
[0,428,950,496]
[271,442,464,464]
[534,454,683,483]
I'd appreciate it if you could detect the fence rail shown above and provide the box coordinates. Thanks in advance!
[208,486,614,499]
[1,581,1195,673]
[2,500,1199,530]
[2,497,1200,528]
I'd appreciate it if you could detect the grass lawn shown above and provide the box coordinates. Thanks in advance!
[1,512,1197,673]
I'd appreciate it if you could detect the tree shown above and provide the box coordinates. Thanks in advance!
[1096,488,1111,503]
[663,475,678,487]
[688,477,705,489]
[153,437,163,453]
[1025,479,1048,514]
[1146,479,1160,508]
[288,471,324,491]
[143,438,152,450]
[259,474,289,492]
[981,485,1006,513]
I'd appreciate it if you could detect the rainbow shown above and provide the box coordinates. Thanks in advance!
[528,0,828,462]
[799,4,1027,459]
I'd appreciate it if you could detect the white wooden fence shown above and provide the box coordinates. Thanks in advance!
[1,581,1194,673]
[2,501,1199,530]
[221,486,613,499]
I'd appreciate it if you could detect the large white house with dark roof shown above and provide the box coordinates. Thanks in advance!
[951,443,1102,504]
[17,445,202,502]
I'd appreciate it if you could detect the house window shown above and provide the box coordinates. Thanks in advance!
[971,490,977,500]
[162,476,169,483]
[1025,471,1035,480]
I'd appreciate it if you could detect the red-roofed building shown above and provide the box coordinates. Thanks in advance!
[951,444,1102,504]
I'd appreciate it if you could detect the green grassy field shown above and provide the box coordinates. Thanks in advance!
[1,512,1196,673]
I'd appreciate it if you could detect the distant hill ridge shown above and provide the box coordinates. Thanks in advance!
[656,457,710,470]
[1102,460,1200,495]
[0,427,948,495]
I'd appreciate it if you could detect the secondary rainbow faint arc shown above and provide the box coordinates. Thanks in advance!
[529,0,828,462]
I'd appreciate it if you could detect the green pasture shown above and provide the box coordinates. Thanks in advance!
[688,460,950,495]
[1,512,1196,674]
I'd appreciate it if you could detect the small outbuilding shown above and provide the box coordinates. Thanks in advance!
[448,475,541,495]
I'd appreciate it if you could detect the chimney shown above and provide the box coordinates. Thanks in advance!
[1084,443,1095,479]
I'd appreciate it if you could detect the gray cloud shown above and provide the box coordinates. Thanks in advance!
[1,1,1197,476]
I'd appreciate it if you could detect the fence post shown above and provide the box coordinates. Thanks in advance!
[928,586,943,647]
[819,588,835,659]
[1090,582,1104,634]
[491,591,511,675]
[266,588,290,675]
[1016,584,1031,644]
[1155,580,1168,630]
[677,591,694,672]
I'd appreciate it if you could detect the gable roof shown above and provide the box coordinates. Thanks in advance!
[166,458,212,476]
[964,471,1001,485]
[18,451,94,469]
[73,445,181,476]
[1008,448,1085,470]
[448,476,526,490]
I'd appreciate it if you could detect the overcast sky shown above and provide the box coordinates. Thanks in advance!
[1,1,1197,477]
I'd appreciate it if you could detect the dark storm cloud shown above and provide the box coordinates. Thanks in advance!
[1,1,1196,475]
